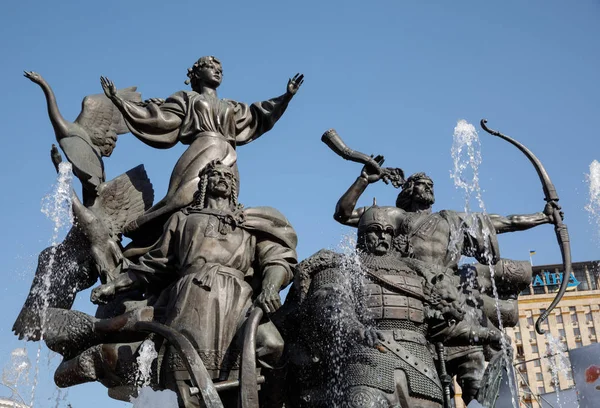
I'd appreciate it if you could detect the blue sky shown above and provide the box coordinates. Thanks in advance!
[0,1,599,406]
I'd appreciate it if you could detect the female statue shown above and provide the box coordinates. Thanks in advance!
[100,56,303,249]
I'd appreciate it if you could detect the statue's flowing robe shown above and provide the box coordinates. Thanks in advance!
[119,91,291,243]
[126,206,297,379]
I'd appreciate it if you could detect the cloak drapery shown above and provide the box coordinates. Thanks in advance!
[119,90,291,247]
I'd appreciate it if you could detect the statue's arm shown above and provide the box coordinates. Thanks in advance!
[489,211,551,234]
[333,176,370,227]
[90,270,142,304]
[256,264,290,314]
[334,156,389,226]
[100,76,181,148]
[232,95,292,145]
[234,74,303,145]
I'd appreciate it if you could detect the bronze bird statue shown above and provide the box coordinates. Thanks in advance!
[12,146,154,341]
[24,71,142,205]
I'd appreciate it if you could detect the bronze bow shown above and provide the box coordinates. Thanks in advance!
[481,119,571,335]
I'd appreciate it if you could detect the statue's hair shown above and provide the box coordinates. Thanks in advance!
[191,160,238,209]
[395,172,433,211]
[185,56,222,91]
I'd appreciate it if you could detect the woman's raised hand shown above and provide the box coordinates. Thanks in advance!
[287,73,304,96]
[100,76,118,100]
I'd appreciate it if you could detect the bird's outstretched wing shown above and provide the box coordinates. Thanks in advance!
[96,165,154,237]
[74,87,141,157]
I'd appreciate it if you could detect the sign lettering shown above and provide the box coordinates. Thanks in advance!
[531,272,580,288]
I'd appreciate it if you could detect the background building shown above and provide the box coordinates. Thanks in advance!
[506,261,600,407]
[505,260,600,407]
[453,260,600,408]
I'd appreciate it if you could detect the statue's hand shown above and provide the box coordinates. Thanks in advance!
[543,201,564,224]
[360,155,386,184]
[91,283,116,305]
[363,327,384,348]
[256,285,282,314]
[100,76,118,100]
[349,326,384,349]
[23,71,44,84]
[286,73,304,96]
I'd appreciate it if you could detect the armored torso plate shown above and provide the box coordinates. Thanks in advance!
[359,254,426,325]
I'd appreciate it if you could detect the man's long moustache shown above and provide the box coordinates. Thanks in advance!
[418,192,435,205]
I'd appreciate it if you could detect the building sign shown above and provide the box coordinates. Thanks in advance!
[532,271,580,288]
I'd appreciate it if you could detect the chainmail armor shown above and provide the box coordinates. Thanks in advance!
[345,254,443,403]
[345,342,442,403]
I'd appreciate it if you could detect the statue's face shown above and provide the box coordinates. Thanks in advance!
[412,179,435,206]
[363,224,394,255]
[197,61,223,88]
[206,167,234,198]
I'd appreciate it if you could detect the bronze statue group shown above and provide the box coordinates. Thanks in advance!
[14,56,568,408]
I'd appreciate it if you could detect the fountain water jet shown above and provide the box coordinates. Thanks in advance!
[135,340,158,388]
[450,119,519,408]
[545,332,571,407]
[31,162,73,407]
[585,160,600,240]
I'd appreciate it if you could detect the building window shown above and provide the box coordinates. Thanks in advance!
[556,314,563,324]
[575,340,583,348]
[586,313,593,322]
[537,386,546,395]
[572,314,579,324]
[527,316,534,326]
[559,329,566,339]
[574,269,589,290]
[515,331,522,340]
[574,327,581,336]
[529,330,536,340]
[517,345,524,356]
[569,306,577,312]
[536,373,543,381]
[532,345,539,354]
[590,327,597,337]
[534,360,541,367]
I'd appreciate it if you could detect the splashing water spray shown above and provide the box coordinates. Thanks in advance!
[135,340,158,388]
[1,348,31,406]
[450,119,518,408]
[131,340,178,407]
[2,162,74,407]
[585,160,600,240]
[320,233,369,407]
[545,332,571,407]
[32,162,74,407]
